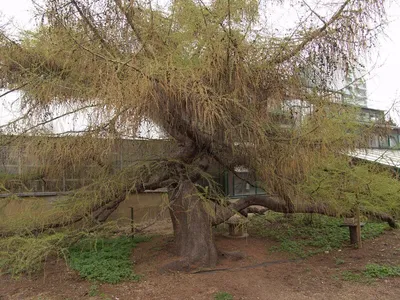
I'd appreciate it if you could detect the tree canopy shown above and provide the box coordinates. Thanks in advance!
[0,0,399,270]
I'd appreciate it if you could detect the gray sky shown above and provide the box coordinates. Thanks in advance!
[1,0,400,125]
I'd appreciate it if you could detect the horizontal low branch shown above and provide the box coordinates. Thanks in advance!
[212,195,397,228]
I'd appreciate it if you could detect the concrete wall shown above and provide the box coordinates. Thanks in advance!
[109,192,169,223]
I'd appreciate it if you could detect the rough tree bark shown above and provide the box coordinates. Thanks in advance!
[167,179,218,270]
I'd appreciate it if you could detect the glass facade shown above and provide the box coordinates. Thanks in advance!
[219,170,265,197]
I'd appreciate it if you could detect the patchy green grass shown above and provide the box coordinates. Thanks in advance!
[341,264,400,283]
[248,213,389,258]
[214,291,234,300]
[68,235,149,283]
[363,264,400,278]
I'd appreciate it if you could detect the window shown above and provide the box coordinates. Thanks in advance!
[222,168,266,197]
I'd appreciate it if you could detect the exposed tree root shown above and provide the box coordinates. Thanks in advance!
[159,259,191,273]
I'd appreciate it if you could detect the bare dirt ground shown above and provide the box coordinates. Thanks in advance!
[1,220,400,300]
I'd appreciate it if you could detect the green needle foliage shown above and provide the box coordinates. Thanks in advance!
[68,236,149,283]
[0,232,70,276]
[299,159,400,219]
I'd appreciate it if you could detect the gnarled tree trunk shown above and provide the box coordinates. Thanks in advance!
[168,179,218,269]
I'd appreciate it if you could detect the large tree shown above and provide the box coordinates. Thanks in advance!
[1,0,398,270]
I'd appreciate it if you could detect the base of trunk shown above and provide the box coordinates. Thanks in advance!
[167,180,218,270]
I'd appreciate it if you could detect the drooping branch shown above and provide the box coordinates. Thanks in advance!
[0,164,176,237]
[0,192,120,237]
